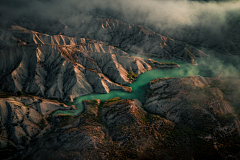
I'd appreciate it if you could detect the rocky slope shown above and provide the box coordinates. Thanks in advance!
[144,75,240,159]
[0,2,239,159]
[20,98,176,160]
[0,26,163,101]
[1,75,240,159]
[6,15,207,64]
[0,15,208,102]
[16,89,240,160]
[0,94,75,159]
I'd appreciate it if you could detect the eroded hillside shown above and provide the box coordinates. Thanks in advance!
[17,74,240,160]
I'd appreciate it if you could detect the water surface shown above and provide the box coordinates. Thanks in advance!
[53,48,240,116]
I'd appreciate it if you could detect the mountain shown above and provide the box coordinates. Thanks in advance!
[0,94,75,159]
[0,25,204,102]
[4,15,207,63]
[0,2,240,159]
[5,75,239,160]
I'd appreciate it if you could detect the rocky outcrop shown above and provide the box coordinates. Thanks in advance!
[145,75,239,127]
[145,75,240,159]
[73,19,207,64]
[3,92,240,160]
[101,98,175,146]
[0,95,74,159]
[21,98,175,160]
[0,20,207,102]
[0,27,158,101]
[6,16,207,64]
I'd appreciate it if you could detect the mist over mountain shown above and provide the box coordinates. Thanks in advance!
[1,0,240,160]
[1,0,240,55]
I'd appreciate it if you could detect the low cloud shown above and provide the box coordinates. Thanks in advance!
[1,0,239,30]
[1,0,239,76]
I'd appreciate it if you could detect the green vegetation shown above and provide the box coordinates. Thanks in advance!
[115,82,124,86]
[150,77,173,84]
[104,97,121,104]
[153,61,177,65]
[86,99,99,107]
[150,79,161,84]
[115,99,132,105]
[127,71,138,82]
[127,87,132,92]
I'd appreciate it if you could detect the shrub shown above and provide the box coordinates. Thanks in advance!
[105,97,121,104]
[127,71,138,81]
[38,119,47,130]
[16,91,22,96]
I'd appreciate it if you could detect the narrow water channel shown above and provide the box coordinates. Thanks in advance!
[53,48,240,116]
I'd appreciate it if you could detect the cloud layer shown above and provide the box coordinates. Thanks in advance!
[1,0,239,29]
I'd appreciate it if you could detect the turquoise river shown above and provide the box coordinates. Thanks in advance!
[53,48,240,116]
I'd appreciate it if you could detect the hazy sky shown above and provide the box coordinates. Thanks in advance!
[1,0,239,29]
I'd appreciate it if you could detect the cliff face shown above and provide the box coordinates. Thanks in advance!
[0,23,206,101]
[145,75,240,131]
[19,85,240,160]
[0,26,156,101]
[6,16,207,64]
[1,76,240,160]
[0,95,74,159]
[22,98,176,160]
[144,75,240,159]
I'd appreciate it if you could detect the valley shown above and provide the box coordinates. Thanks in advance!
[0,0,240,159]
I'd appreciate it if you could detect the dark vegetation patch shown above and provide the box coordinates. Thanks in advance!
[58,115,75,127]
[180,108,218,133]
[178,81,237,127]
[38,118,47,130]
[0,91,34,99]
[104,97,121,104]
[214,113,236,127]
[160,123,225,160]
[127,71,138,82]
[150,77,174,84]
[16,91,22,96]
[214,129,240,159]
[210,78,240,119]
[84,99,99,107]
[153,61,177,65]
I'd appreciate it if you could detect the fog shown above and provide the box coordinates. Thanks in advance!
[1,0,239,73]
[1,0,239,31]
[1,0,239,74]
[1,0,240,116]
